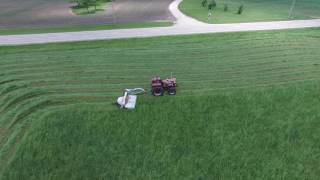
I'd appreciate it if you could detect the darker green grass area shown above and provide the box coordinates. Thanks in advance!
[180,0,320,23]
[0,22,172,35]
[3,83,320,179]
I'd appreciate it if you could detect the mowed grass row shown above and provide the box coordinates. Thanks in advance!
[180,0,320,23]
[1,28,320,178]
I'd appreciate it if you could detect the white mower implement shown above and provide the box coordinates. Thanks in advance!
[117,88,145,109]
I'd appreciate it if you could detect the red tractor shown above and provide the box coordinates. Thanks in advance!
[151,76,177,96]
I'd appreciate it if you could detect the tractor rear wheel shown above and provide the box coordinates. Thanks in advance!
[152,87,164,96]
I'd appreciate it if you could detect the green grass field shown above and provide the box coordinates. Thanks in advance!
[1,28,320,179]
[0,22,173,35]
[180,0,320,23]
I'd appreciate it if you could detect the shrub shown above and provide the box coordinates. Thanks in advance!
[208,0,217,10]
[201,0,207,7]
[237,4,244,14]
[224,4,228,12]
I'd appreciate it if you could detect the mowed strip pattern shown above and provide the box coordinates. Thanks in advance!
[1,29,320,169]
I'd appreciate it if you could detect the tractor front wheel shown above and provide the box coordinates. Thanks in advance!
[168,87,176,95]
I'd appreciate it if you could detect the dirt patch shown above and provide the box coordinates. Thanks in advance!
[0,0,175,29]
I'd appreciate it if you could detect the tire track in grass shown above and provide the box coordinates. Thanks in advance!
[5,60,319,88]
[2,46,318,78]
[1,67,318,137]
[0,102,74,176]
[0,38,310,67]
[8,99,67,129]
[0,88,41,111]
[0,60,318,102]
[0,122,30,176]
[0,79,20,86]
[0,84,28,99]
[0,98,118,176]
[3,95,113,129]
[1,70,318,129]
[180,78,320,96]
[0,95,114,158]
[1,47,316,77]
[0,91,52,115]
[0,100,82,159]
[3,61,314,81]
[2,67,313,100]
[20,67,320,94]
[1,58,311,81]
[0,65,318,102]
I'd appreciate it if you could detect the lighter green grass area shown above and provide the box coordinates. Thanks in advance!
[71,0,109,15]
[0,22,173,35]
[1,28,320,179]
[180,0,320,23]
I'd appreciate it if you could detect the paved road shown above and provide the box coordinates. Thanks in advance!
[1,0,320,46]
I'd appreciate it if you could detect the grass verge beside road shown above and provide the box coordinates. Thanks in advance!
[0,22,173,35]
[179,0,320,24]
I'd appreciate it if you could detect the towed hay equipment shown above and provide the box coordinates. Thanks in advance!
[117,88,145,109]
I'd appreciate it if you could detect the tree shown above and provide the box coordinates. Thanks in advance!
[201,0,207,7]
[208,0,217,10]
[224,4,228,12]
[81,0,90,12]
[237,4,244,14]
[88,0,99,10]
[78,0,98,12]
[288,0,297,18]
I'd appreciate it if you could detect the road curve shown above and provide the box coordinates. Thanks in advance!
[1,0,320,46]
